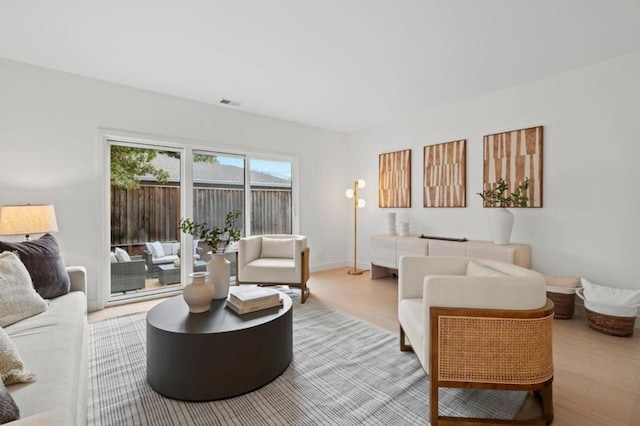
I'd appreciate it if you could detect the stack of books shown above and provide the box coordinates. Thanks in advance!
[226,286,283,315]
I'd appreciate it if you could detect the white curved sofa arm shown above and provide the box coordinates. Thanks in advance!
[66,266,87,294]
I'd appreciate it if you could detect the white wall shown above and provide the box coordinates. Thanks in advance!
[348,51,640,289]
[0,59,350,311]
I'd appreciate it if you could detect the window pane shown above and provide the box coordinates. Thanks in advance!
[193,152,245,276]
[249,158,292,235]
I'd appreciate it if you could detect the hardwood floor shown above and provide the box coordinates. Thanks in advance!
[89,267,640,426]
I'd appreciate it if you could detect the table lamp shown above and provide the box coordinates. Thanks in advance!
[0,204,58,241]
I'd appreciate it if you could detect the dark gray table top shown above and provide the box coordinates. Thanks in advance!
[146,292,293,335]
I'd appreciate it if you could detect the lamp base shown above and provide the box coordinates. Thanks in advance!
[347,268,365,276]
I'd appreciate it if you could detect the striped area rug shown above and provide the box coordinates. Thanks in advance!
[88,294,526,425]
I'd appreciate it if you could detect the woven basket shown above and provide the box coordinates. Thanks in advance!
[546,291,575,319]
[584,307,636,337]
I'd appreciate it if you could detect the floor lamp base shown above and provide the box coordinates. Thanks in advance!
[347,268,365,276]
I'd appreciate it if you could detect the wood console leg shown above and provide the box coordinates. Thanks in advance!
[370,263,390,279]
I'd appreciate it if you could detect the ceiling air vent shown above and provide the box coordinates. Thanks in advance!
[220,99,241,107]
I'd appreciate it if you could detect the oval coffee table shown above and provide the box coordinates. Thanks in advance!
[146,292,292,401]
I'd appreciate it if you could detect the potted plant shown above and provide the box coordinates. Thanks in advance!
[477,178,530,208]
[477,178,530,245]
[179,210,242,254]
[179,210,242,299]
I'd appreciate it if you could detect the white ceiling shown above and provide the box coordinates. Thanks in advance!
[1,0,640,133]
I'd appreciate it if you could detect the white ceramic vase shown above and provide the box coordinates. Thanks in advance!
[183,271,213,313]
[489,208,514,245]
[207,253,231,300]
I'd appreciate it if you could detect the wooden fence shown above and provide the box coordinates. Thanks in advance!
[111,185,291,248]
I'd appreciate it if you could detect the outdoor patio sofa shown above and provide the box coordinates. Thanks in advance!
[143,241,202,278]
[110,254,146,293]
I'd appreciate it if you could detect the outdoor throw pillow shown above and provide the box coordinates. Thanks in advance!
[0,252,48,327]
[466,261,508,277]
[114,247,131,263]
[0,326,35,386]
[261,237,295,259]
[0,379,19,424]
[145,242,165,258]
[0,234,70,299]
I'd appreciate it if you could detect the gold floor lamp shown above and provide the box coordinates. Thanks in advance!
[345,179,366,275]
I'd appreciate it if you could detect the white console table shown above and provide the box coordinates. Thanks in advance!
[370,234,531,279]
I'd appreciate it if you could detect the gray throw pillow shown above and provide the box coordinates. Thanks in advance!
[0,379,19,424]
[0,252,48,328]
[0,234,70,299]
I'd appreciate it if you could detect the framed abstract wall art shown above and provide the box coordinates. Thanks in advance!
[482,126,543,207]
[379,149,411,208]
[423,139,466,207]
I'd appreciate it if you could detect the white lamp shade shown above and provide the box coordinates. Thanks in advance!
[0,204,58,237]
[357,199,366,208]
[357,179,366,189]
[345,188,354,198]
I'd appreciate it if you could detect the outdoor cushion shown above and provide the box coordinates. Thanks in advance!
[114,247,131,263]
[150,255,179,265]
[146,242,165,259]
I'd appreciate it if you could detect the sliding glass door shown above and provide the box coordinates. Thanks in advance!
[109,143,188,301]
[106,136,297,305]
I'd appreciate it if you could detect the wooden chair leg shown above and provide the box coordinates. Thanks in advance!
[399,326,413,352]
[430,376,439,425]
[536,380,554,425]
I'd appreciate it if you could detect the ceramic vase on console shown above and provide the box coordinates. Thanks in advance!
[489,208,514,245]
[207,252,231,299]
[183,271,213,313]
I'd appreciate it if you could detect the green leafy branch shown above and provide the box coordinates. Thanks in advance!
[477,178,530,207]
[179,210,242,253]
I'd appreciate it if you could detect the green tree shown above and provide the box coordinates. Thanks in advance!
[110,146,170,190]
[162,151,219,164]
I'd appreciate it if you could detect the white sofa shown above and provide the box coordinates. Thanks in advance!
[6,266,88,425]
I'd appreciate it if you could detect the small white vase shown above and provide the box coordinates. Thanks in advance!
[489,208,514,245]
[183,272,213,313]
[207,253,231,300]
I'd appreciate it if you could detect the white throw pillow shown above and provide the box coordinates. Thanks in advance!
[466,261,508,277]
[261,238,295,259]
[114,247,131,263]
[0,252,48,328]
[0,326,35,385]
[145,242,165,258]
[109,252,118,264]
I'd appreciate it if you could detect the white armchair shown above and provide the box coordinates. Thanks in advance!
[398,256,554,425]
[236,234,310,303]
